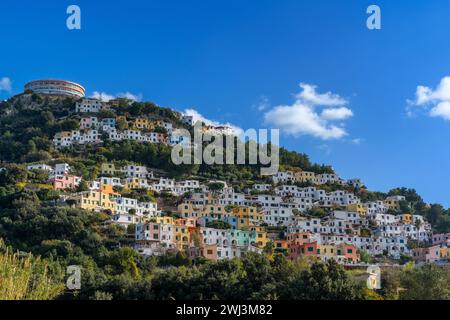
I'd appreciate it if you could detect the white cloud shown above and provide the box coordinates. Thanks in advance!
[0,77,12,92]
[415,77,450,105]
[351,138,363,145]
[320,107,353,120]
[408,76,450,120]
[91,91,115,101]
[263,83,353,140]
[257,96,270,111]
[91,91,142,102]
[183,108,244,136]
[296,83,347,106]
[429,101,450,120]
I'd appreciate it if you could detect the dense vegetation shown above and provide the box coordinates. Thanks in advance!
[0,240,64,300]
[2,93,450,300]
[2,186,450,300]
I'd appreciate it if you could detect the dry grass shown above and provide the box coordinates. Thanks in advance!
[0,241,65,300]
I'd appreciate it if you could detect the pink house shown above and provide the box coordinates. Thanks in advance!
[80,117,98,129]
[51,175,81,190]
[288,241,318,261]
[432,233,450,246]
[412,245,441,263]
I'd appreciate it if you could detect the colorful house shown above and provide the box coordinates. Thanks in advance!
[274,240,289,254]
[250,226,268,248]
[134,118,153,130]
[101,163,117,175]
[346,203,368,215]
[232,206,264,229]
[412,245,441,263]
[293,170,316,183]
[155,216,174,225]
[80,116,98,129]
[51,175,81,191]
[400,213,413,224]
[336,244,358,263]
[173,225,190,250]
[79,190,117,213]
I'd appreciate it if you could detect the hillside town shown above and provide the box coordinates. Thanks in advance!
[16,95,448,266]
[52,97,235,149]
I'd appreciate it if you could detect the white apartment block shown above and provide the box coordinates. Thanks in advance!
[316,173,341,185]
[151,178,176,193]
[364,201,388,215]
[114,196,158,216]
[53,163,71,176]
[252,184,272,192]
[122,165,152,179]
[219,192,246,206]
[264,208,296,227]
[112,213,143,227]
[272,171,294,184]
[75,98,107,113]
[27,164,53,171]
[99,177,123,187]
[174,180,201,195]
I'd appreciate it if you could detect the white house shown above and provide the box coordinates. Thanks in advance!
[75,98,107,113]
[27,164,53,171]
[122,165,152,179]
[264,208,295,227]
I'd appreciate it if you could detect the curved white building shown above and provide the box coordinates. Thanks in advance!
[25,79,85,98]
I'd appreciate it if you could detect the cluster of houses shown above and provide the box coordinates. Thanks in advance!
[52,98,233,149]
[270,169,363,187]
[22,161,450,264]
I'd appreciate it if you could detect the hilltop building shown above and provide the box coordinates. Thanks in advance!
[24,79,85,98]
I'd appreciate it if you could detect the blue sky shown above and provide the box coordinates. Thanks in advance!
[1,0,450,206]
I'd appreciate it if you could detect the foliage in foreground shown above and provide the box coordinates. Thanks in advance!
[0,240,64,300]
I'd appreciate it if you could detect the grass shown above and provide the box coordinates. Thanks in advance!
[0,240,65,300]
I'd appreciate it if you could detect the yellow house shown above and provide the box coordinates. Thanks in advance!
[153,119,167,128]
[232,206,263,229]
[58,131,72,138]
[173,225,190,250]
[202,205,230,218]
[400,213,413,224]
[101,163,117,175]
[124,177,149,190]
[441,247,450,260]
[177,203,229,219]
[384,197,402,210]
[294,170,316,183]
[178,203,201,218]
[250,226,268,248]
[155,216,174,225]
[346,204,367,216]
[79,190,117,213]
[133,118,153,130]
[116,116,127,122]
[317,244,337,259]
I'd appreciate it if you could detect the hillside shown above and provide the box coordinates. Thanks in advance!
[0,93,334,182]
[1,92,450,300]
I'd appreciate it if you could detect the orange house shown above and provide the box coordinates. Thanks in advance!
[100,183,119,196]
[289,241,318,261]
[337,244,359,263]
[274,240,289,254]
[287,232,314,245]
